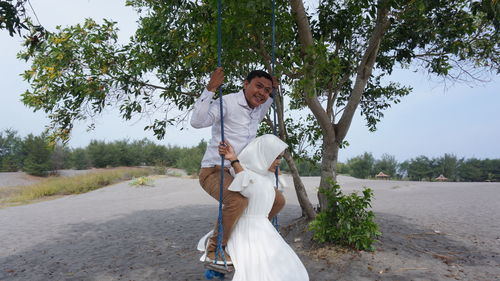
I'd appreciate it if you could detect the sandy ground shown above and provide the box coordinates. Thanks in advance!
[0,174,499,281]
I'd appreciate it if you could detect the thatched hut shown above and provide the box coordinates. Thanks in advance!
[435,174,448,182]
[375,172,390,180]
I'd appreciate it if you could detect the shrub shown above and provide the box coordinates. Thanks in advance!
[309,179,380,251]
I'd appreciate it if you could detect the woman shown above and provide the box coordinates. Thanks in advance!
[207,134,309,281]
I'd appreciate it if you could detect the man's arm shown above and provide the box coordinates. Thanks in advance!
[190,89,219,128]
[190,68,225,128]
[257,96,274,122]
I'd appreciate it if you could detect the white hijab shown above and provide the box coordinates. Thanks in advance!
[229,134,288,193]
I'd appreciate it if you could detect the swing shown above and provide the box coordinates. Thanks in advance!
[203,0,279,279]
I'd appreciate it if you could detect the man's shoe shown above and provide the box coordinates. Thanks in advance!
[205,248,233,266]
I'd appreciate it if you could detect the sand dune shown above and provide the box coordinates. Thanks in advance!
[0,174,498,280]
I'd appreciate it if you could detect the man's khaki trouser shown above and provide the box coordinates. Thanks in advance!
[199,166,285,250]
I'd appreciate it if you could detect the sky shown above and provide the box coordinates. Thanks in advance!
[1,0,499,163]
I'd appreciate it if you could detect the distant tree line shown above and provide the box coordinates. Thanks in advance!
[287,152,499,182]
[0,129,205,176]
[1,129,498,181]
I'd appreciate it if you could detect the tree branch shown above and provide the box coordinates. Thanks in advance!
[326,87,334,121]
[253,33,273,73]
[289,0,313,51]
[252,36,303,80]
[328,72,349,122]
[283,70,303,79]
[336,4,390,141]
[139,81,198,97]
[290,0,333,136]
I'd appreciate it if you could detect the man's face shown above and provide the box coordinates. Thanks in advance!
[243,76,273,108]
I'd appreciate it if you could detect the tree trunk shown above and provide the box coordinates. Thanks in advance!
[283,151,317,220]
[290,0,339,214]
[318,132,339,211]
[264,84,316,220]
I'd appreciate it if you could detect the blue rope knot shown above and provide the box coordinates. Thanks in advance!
[205,269,225,280]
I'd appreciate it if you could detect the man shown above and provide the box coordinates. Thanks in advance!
[191,67,285,265]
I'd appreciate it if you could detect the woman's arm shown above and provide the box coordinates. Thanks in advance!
[218,140,243,173]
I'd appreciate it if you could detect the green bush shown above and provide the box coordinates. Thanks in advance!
[309,179,380,251]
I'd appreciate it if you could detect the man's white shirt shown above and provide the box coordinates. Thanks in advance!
[191,88,273,168]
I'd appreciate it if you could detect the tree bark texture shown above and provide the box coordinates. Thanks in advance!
[317,131,339,210]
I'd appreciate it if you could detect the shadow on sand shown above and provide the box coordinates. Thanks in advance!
[1,207,498,281]
[296,212,500,281]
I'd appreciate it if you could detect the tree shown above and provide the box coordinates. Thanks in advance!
[397,160,409,179]
[112,140,136,166]
[0,129,23,171]
[458,157,485,181]
[1,0,46,52]
[336,161,350,175]
[346,152,375,179]
[293,158,322,176]
[50,143,71,172]
[373,153,398,178]
[406,155,434,181]
[21,133,52,176]
[434,153,460,181]
[482,158,500,182]
[1,0,29,36]
[86,140,111,168]
[175,140,206,175]
[70,147,91,170]
[19,0,499,218]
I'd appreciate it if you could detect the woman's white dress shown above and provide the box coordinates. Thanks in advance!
[198,134,309,281]
[226,171,309,281]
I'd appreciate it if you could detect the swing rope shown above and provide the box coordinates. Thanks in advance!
[210,0,279,273]
[213,0,228,270]
[270,0,280,231]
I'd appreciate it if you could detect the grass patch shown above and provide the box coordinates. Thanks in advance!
[1,167,153,207]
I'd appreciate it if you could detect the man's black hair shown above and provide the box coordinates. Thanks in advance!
[246,70,272,83]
